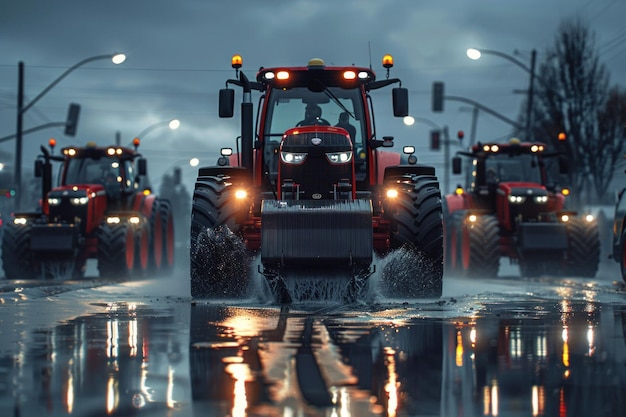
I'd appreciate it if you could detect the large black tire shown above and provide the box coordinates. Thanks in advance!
[383,175,443,298]
[148,198,164,272]
[190,176,250,298]
[565,217,600,278]
[133,222,150,278]
[97,223,135,278]
[444,210,466,275]
[159,199,176,273]
[459,214,500,278]
[1,222,38,279]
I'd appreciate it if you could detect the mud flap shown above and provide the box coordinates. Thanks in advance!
[261,199,373,267]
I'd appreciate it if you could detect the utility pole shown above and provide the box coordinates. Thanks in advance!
[15,62,24,209]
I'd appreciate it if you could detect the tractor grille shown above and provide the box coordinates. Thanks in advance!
[48,198,88,234]
[280,131,353,200]
[283,131,350,147]
[510,200,545,221]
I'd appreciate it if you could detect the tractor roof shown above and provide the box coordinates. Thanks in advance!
[256,58,377,89]
[469,138,547,156]
[61,142,139,160]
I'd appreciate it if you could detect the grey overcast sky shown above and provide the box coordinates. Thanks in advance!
[1,0,625,191]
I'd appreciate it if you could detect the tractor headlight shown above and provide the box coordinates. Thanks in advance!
[70,196,89,206]
[386,189,398,198]
[508,195,526,204]
[533,195,548,204]
[280,151,307,164]
[106,216,121,224]
[325,151,352,164]
[48,197,61,206]
[13,217,28,225]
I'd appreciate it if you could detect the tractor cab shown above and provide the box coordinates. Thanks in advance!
[59,143,146,208]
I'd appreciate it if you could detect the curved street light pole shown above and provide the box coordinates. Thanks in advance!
[129,119,180,147]
[15,53,126,209]
[467,48,537,140]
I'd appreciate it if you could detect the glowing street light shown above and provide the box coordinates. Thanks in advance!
[130,119,180,146]
[466,47,537,140]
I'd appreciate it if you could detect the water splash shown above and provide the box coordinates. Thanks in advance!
[371,246,441,299]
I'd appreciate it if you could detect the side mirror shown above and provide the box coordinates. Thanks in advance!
[452,156,462,174]
[382,136,394,147]
[392,88,408,117]
[137,158,147,176]
[219,88,235,118]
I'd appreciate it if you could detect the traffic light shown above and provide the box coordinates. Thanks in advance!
[64,103,80,136]
[457,130,465,141]
[430,130,441,150]
[432,81,444,112]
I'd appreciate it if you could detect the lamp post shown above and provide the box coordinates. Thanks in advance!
[466,48,536,140]
[128,119,180,146]
[15,53,126,209]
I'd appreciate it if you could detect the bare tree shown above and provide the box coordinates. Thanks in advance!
[524,18,626,205]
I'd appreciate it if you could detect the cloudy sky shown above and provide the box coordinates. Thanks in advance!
[1,0,625,192]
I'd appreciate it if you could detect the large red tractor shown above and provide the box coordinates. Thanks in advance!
[190,55,444,302]
[1,140,175,279]
[444,138,600,278]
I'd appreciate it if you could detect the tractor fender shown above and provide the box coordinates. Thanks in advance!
[132,193,158,220]
[197,166,249,186]
[443,193,466,215]
[383,164,437,183]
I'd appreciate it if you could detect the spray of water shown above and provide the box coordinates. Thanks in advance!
[372,246,441,299]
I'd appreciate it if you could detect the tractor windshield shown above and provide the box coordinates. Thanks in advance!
[63,156,126,200]
[483,154,542,185]
[263,86,365,179]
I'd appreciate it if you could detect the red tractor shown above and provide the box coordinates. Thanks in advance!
[190,55,444,302]
[444,138,600,278]
[1,140,175,279]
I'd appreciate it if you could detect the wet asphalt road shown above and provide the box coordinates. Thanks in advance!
[0,257,625,417]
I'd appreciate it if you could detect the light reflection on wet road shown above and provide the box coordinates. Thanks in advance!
[0,262,625,416]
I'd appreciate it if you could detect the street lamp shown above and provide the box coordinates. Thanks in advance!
[129,119,180,146]
[15,53,126,208]
[466,47,537,140]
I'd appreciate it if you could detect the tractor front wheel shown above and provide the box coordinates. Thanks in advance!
[97,223,135,278]
[565,217,600,278]
[190,176,250,298]
[383,174,444,298]
[1,222,37,279]
[459,214,500,278]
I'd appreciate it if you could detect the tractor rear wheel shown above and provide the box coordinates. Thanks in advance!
[1,222,37,279]
[133,222,150,278]
[190,176,250,298]
[148,199,164,271]
[97,223,135,278]
[565,217,600,278]
[159,199,175,273]
[459,214,500,278]
[383,174,443,298]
